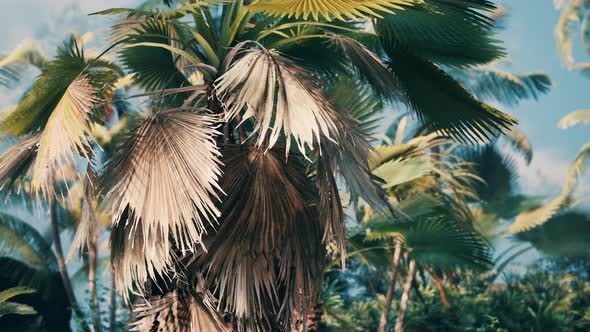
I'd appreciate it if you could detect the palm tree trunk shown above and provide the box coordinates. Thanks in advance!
[88,229,102,332]
[49,195,91,332]
[430,270,450,308]
[394,259,416,332]
[109,267,117,332]
[378,239,402,332]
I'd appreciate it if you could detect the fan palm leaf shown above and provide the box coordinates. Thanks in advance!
[103,110,222,296]
[30,76,98,198]
[376,0,504,67]
[215,46,341,156]
[386,53,517,142]
[199,144,324,331]
[0,212,58,271]
[247,0,413,21]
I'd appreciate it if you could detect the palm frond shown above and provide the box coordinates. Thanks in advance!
[215,46,341,156]
[367,216,493,271]
[376,0,504,67]
[503,126,533,164]
[563,142,590,195]
[92,0,229,20]
[131,288,232,332]
[103,110,222,297]
[30,76,98,198]
[0,212,58,271]
[0,40,48,88]
[505,194,573,235]
[0,287,37,318]
[66,177,100,263]
[0,133,40,191]
[558,109,590,129]
[386,53,517,142]
[118,20,192,93]
[110,208,173,302]
[247,0,413,21]
[200,144,324,332]
[461,145,519,209]
[330,35,404,102]
[326,78,383,135]
[556,0,585,68]
[373,155,431,189]
[454,68,552,107]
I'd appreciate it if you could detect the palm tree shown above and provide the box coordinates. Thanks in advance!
[0,0,518,330]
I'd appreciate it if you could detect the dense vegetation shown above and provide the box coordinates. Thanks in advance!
[0,0,587,331]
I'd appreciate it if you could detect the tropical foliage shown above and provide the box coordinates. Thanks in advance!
[0,1,586,332]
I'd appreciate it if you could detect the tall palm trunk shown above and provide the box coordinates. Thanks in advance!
[109,267,117,332]
[394,259,416,332]
[378,239,403,332]
[88,228,102,332]
[49,195,91,332]
[83,182,103,332]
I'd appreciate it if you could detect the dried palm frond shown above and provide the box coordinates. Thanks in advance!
[199,144,324,332]
[215,47,341,157]
[66,175,100,263]
[0,133,40,191]
[558,109,590,129]
[103,110,222,296]
[131,288,232,332]
[110,208,174,302]
[316,155,345,265]
[31,76,98,198]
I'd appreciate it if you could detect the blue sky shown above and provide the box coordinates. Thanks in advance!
[0,0,587,202]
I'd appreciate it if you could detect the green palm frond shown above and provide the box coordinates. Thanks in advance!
[0,40,48,88]
[200,144,324,331]
[366,214,493,271]
[0,212,58,271]
[376,0,504,67]
[0,287,37,318]
[386,54,517,142]
[453,68,552,107]
[326,78,383,135]
[92,0,229,20]
[558,109,590,129]
[461,144,519,209]
[330,35,404,102]
[247,0,413,21]
[103,110,222,297]
[118,20,193,92]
